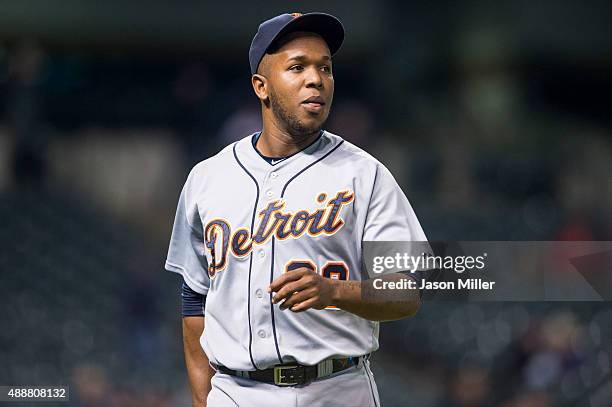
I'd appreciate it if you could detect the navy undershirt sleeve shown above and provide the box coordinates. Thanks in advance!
[181,279,205,317]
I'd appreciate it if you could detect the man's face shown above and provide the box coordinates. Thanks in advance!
[259,33,334,137]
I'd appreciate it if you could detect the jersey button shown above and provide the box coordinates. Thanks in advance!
[270,172,278,179]
[266,190,273,198]
[255,289,263,298]
[257,330,267,338]
[258,250,265,259]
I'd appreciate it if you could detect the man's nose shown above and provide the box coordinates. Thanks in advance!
[304,66,323,88]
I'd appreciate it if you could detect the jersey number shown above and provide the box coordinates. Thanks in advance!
[284,259,349,310]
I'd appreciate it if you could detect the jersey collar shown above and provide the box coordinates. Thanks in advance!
[251,131,324,166]
[234,130,340,177]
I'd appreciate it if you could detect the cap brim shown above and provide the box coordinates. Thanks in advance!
[273,13,345,56]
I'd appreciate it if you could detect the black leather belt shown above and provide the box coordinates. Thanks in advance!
[212,356,362,386]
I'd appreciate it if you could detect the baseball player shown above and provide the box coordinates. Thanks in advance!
[166,12,427,406]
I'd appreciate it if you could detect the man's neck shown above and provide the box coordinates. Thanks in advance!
[257,121,321,158]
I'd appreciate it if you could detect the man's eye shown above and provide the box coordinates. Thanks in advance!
[321,66,332,73]
[289,65,303,71]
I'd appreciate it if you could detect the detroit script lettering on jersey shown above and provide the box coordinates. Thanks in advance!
[204,190,354,276]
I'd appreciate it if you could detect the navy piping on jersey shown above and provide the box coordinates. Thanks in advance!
[251,130,324,166]
[280,140,345,197]
[232,143,261,371]
[269,138,345,363]
[269,235,283,364]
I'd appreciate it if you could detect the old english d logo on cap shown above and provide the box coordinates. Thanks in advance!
[248,12,345,75]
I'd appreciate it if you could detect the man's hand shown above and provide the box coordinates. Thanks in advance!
[183,317,215,406]
[268,267,336,312]
[269,270,420,321]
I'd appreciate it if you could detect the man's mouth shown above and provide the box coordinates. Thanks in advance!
[301,96,326,113]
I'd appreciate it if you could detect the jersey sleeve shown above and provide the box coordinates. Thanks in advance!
[363,163,427,242]
[165,172,210,295]
[362,163,431,284]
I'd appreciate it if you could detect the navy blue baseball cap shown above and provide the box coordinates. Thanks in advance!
[249,12,345,75]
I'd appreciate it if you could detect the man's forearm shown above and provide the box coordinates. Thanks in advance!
[182,316,215,407]
[330,273,420,321]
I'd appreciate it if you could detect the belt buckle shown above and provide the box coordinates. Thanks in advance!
[273,365,302,386]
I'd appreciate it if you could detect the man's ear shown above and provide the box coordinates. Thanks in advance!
[251,74,269,102]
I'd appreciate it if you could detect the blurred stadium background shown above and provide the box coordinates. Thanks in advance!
[1,1,611,406]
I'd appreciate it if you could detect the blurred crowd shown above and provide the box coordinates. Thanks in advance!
[1,3,612,406]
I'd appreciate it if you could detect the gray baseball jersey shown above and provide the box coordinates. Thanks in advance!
[165,131,427,371]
